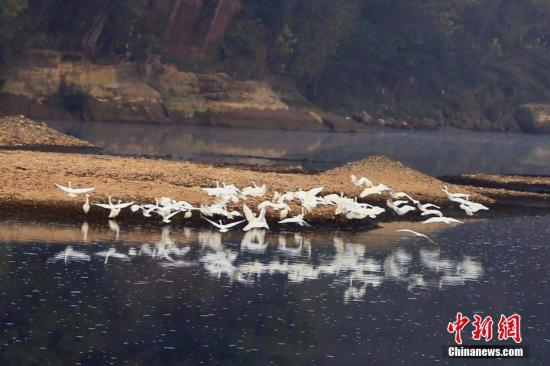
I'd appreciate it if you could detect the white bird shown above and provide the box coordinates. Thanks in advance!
[82,194,90,214]
[390,191,417,203]
[442,185,470,201]
[417,202,441,211]
[54,181,95,198]
[257,200,292,219]
[278,209,310,227]
[351,175,372,187]
[396,229,436,243]
[459,201,489,216]
[131,199,160,217]
[203,217,246,232]
[199,204,241,219]
[241,182,267,198]
[360,183,392,198]
[242,204,269,231]
[293,187,324,212]
[422,216,463,225]
[96,248,129,264]
[159,210,183,224]
[213,194,240,206]
[203,181,239,197]
[420,209,444,217]
[387,200,416,216]
[95,197,134,219]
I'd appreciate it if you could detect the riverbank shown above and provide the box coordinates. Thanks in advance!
[0,50,365,133]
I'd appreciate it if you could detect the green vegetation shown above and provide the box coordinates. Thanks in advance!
[2,0,550,128]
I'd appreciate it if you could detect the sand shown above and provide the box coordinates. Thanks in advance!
[0,115,94,148]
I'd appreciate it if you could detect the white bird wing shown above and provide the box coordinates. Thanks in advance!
[444,217,463,224]
[258,207,267,219]
[243,204,255,222]
[422,203,441,210]
[95,203,114,209]
[223,220,246,229]
[423,217,462,224]
[54,183,72,193]
[278,218,294,224]
[323,194,341,205]
[165,210,182,220]
[203,217,222,229]
[114,201,135,209]
[257,201,273,210]
[360,187,380,198]
[309,187,324,197]
[393,200,409,207]
[70,187,95,194]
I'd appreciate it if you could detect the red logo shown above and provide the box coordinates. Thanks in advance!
[448,313,522,344]
[472,314,494,342]
[447,312,470,344]
[498,314,522,344]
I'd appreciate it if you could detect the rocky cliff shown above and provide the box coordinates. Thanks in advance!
[0,50,363,132]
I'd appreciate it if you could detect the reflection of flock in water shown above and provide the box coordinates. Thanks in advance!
[48,226,483,303]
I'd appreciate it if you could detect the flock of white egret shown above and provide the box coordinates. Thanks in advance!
[54,175,488,239]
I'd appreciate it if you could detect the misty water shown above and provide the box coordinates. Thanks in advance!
[45,120,550,176]
[1,217,548,365]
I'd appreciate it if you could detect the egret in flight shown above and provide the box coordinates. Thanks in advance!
[54,182,95,198]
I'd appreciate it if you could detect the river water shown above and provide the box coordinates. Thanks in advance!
[45,120,550,176]
[0,217,548,365]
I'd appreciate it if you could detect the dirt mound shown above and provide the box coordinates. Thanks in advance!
[321,156,485,203]
[0,115,93,148]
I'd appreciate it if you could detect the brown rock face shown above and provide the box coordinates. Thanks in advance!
[163,0,242,63]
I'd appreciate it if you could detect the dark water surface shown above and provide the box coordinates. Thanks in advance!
[45,120,550,176]
[0,217,548,365]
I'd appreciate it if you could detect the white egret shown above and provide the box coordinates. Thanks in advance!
[95,197,134,219]
[459,201,489,216]
[420,209,444,217]
[258,200,292,219]
[241,182,267,198]
[54,181,94,198]
[278,209,310,227]
[82,194,90,214]
[360,183,392,198]
[422,216,463,225]
[387,200,416,216]
[350,175,372,187]
[293,187,324,212]
[202,217,246,232]
[442,185,470,201]
[242,204,269,231]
